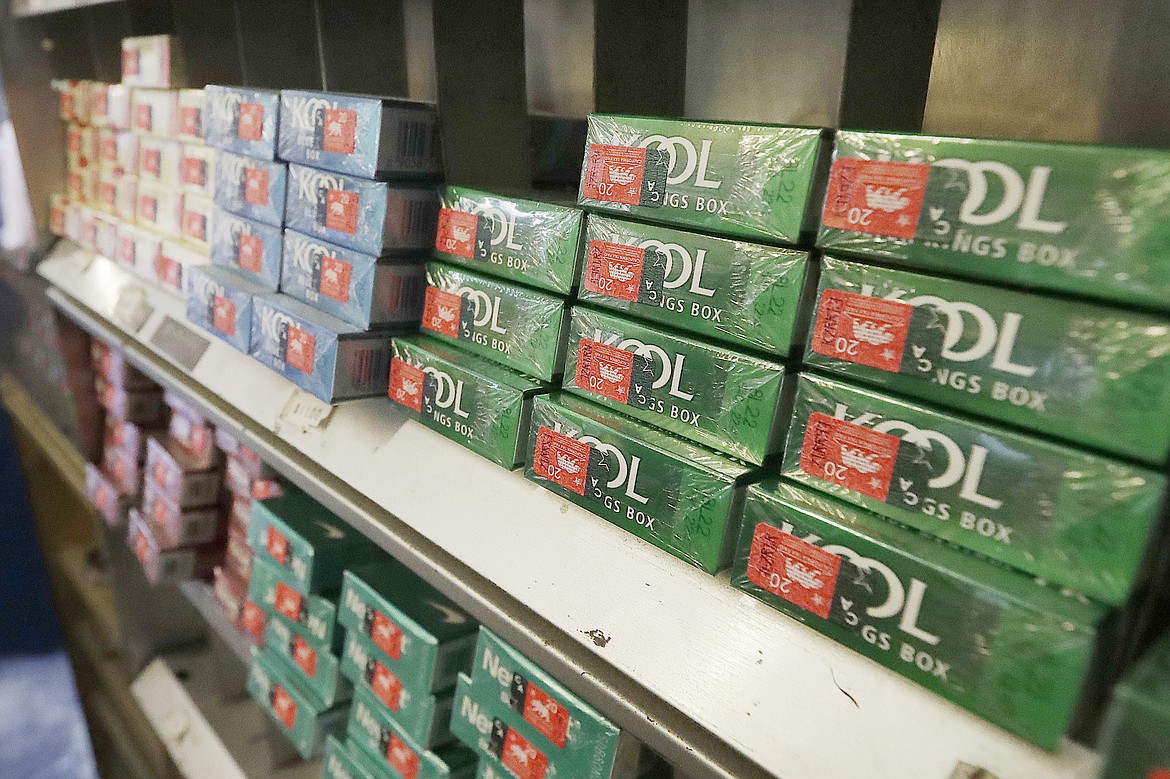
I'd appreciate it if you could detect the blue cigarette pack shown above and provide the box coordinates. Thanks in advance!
[249,294,395,402]
[204,85,281,160]
[278,90,439,179]
[281,230,425,329]
[209,206,283,290]
[215,150,287,228]
[284,163,437,256]
[186,264,267,352]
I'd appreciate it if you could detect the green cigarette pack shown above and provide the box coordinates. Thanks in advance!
[805,256,1170,463]
[389,336,550,468]
[323,736,383,779]
[264,611,351,708]
[246,649,349,759]
[465,627,638,778]
[249,555,341,652]
[348,687,477,779]
[1098,634,1170,779]
[525,394,753,573]
[578,214,811,355]
[784,373,1165,604]
[421,263,569,381]
[434,187,583,294]
[732,480,1103,748]
[818,130,1170,311]
[578,114,827,245]
[247,488,376,593]
[563,306,788,465]
[338,559,478,695]
[339,629,454,748]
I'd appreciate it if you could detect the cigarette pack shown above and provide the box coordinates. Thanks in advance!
[281,230,426,329]
[278,89,439,178]
[92,83,130,130]
[525,393,752,573]
[180,192,213,251]
[137,136,181,186]
[145,436,221,508]
[578,214,811,355]
[140,480,222,550]
[136,179,182,237]
[121,35,185,89]
[578,114,828,245]
[246,649,348,759]
[248,555,342,652]
[805,255,1170,463]
[186,264,267,352]
[562,306,788,465]
[265,612,352,708]
[175,89,205,141]
[178,142,216,196]
[284,163,437,256]
[819,130,1170,311]
[249,294,395,402]
[347,687,477,779]
[130,88,177,138]
[204,85,281,160]
[98,130,137,177]
[420,263,568,382]
[1098,634,1170,779]
[389,336,549,468]
[214,150,287,228]
[731,480,1103,748]
[127,509,221,584]
[433,187,583,294]
[209,207,282,290]
[86,462,134,529]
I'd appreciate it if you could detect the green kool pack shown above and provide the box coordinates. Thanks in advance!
[389,336,549,468]
[806,256,1170,463]
[247,488,375,593]
[466,627,639,779]
[785,373,1165,604]
[339,629,454,748]
[562,306,788,465]
[348,687,477,779]
[578,114,827,245]
[246,649,348,759]
[525,394,752,573]
[337,559,478,695]
[818,131,1170,311]
[434,187,583,294]
[578,214,811,355]
[421,262,569,381]
[1098,634,1170,779]
[732,480,1102,748]
[264,612,351,707]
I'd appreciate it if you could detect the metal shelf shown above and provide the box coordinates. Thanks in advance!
[39,241,1102,779]
[9,0,121,18]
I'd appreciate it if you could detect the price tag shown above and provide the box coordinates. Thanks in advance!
[149,316,210,372]
[110,285,154,333]
[276,391,335,433]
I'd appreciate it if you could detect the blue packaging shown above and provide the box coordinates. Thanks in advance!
[203,85,281,160]
[281,230,426,329]
[215,150,287,228]
[185,265,267,352]
[278,90,439,179]
[209,207,283,290]
[249,294,395,402]
[284,163,438,256]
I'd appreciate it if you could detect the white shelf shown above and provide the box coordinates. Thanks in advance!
[41,242,1101,779]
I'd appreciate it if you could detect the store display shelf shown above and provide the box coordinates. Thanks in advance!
[179,581,253,666]
[9,0,121,18]
[39,241,1101,779]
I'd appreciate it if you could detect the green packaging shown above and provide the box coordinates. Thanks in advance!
[806,255,1170,463]
[466,627,638,778]
[249,555,340,651]
[246,649,348,759]
[434,187,583,294]
[784,373,1165,604]
[1098,634,1170,779]
[247,488,375,593]
[563,306,787,465]
[340,629,454,748]
[731,480,1102,748]
[348,687,477,779]
[338,559,478,695]
[818,130,1170,311]
[525,394,752,573]
[421,263,569,381]
[264,612,351,708]
[578,214,811,355]
[323,735,383,779]
[578,114,827,245]
[389,336,550,468]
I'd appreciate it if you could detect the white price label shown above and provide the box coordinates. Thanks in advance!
[110,284,153,333]
[277,391,335,432]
